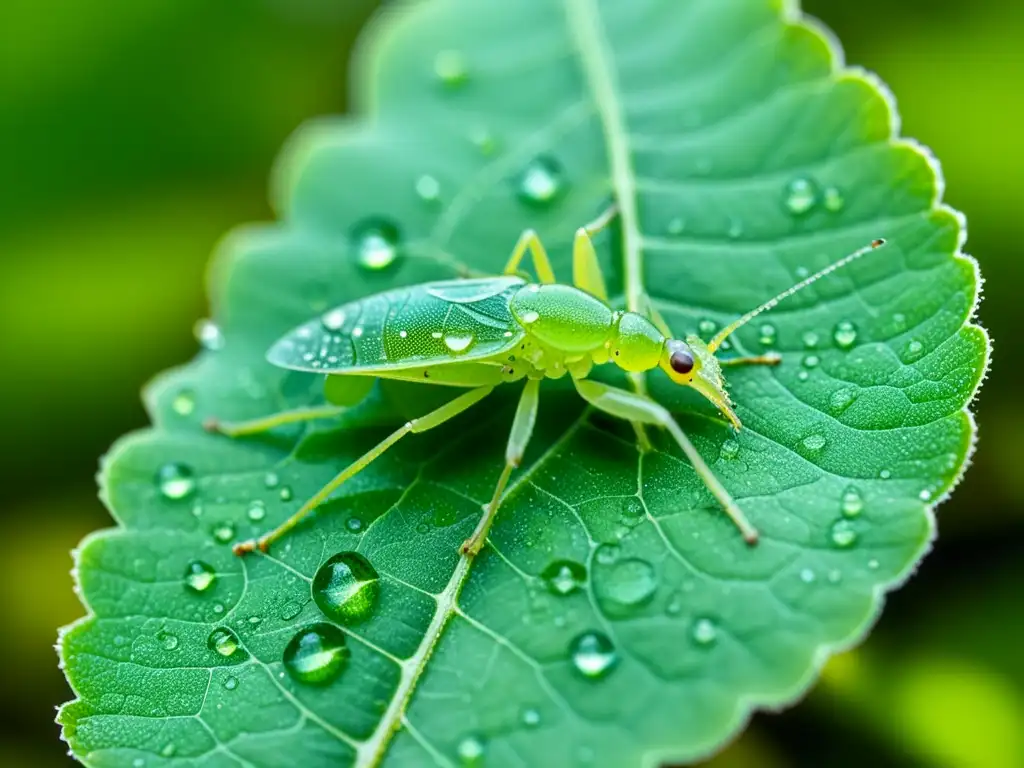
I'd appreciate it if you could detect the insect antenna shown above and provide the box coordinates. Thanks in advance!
[708,238,887,353]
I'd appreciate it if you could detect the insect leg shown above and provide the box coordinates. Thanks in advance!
[233,385,494,555]
[573,378,759,545]
[204,405,347,437]
[571,226,609,301]
[461,378,540,556]
[720,354,782,367]
[503,230,556,284]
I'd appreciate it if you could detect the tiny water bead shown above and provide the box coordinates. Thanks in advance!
[223,676,238,691]
[415,175,441,202]
[444,334,475,354]
[720,438,740,460]
[830,388,856,414]
[212,522,236,544]
[457,735,485,764]
[434,49,468,87]
[207,627,243,658]
[594,542,620,566]
[841,487,864,517]
[666,217,685,235]
[246,500,266,522]
[312,552,380,624]
[541,560,587,596]
[516,157,565,206]
[280,601,303,621]
[155,462,196,501]
[321,308,346,332]
[905,339,925,361]
[183,560,216,593]
[801,434,827,453]
[350,218,401,271]
[282,623,350,686]
[830,519,858,549]
[195,319,225,351]
[823,186,844,212]
[879,469,892,480]
[691,617,718,646]
[783,176,819,215]
[156,629,179,651]
[521,708,541,728]
[601,558,658,607]
[279,486,294,502]
[802,330,820,349]
[171,390,196,416]
[263,472,279,489]
[569,631,618,679]
[799,568,816,584]
[833,320,859,350]
[802,354,820,369]
[697,318,718,338]
[345,516,363,533]
[758,323,777,347]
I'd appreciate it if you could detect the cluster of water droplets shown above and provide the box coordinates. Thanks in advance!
[782,176,845,216]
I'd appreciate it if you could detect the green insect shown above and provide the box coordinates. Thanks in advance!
[206,206,884,557]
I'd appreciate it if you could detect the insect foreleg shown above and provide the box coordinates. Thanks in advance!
[719,354,782,367]
[571,226,609,302]
[233,385,495,555]
[572,378,759,545]
[204,405,348,437]
[503,230,556,284]
[461,378,541,556]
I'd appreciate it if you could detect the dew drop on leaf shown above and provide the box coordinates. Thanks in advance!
[212,522,235,544]
[830,387,856,414]
[279,486,293,502]
[594,543,620,565]
[279,600,303,621]
[801,331,819,350]
[599,558,658,608]
[823,185,844,212]
[346,516,363,533]
[569,631,617,679]
[155,462,196,501]
[350,218,401,271]
[833,320,859,349]
[880,469,892,480]
[892,312,908,331]
[830,519,858,549]
[799,568,816,584]
[697,318,718,338]
[802,434,827,453]
[246,500,266,522]
[905,339,925,361]
[282,623,350,685]
[183,560,215,593]
[415,174,441,202]
[312,552,380,624]
[690,617,718,647]
[434,49,468,87]
[758,323,777,347]
[156,630,178,651]
[521,708,541,728]
[456,734,485,764]
[783,176,819,215]
[321,308,346,331]
[207,627,243,658]
[515,156,565,206]
[666,217,685,235]
[171,390,195,416]
[540,560,587,596]
[223,675,238,691]
[841,487,864,518]
[263,472,279,489]
[720,438,739,460]
[194,319,225,351]
[802,354,820,369]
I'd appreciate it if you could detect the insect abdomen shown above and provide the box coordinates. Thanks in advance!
[268,277,526,372]
[509,284,615,353]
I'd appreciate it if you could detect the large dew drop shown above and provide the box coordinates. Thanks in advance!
[833,320,859,350]
[690,617,718,647]
[569,631,618,679]
[783,177,819,215]
[155,462,196,501]
[282,623,350,685]
[350,218,401,271]
[515,157,565,206]
[540,560,586,596]
[207,627,244,659]
[830,519,859,548]
[434,49,468,87]
[312,552,380,625]
[600,558,658,608]
[183,560,215,593]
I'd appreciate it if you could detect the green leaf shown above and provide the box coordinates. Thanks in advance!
[59,0,987,765]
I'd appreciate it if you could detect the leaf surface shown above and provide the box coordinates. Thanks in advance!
[59,0,986,765]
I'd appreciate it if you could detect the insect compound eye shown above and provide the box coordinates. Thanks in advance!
[669,348,695,375]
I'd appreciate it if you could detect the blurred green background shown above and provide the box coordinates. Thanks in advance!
[1,1,1019,766]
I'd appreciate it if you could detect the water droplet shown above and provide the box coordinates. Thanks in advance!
[457,735,485,764]
[797,370,810,382]
[758,323,777,347]
[691,617,718,646]
[247,500,266,522]
[279,486,293,502]
[279,600,303,621]
[195,319,225,351]
[802,330,820,349]
[283,623,350,685]
[833,320,858,350]
[157,629,179,651]
[183,560,216,593]
[444,334,475,354]
[594,543,620,566]
[312,552,380,624]
[155,462,196,501]
[823,186,844,212]
[827,569,843,584]
[841,487,863,517]
[541,560,586,596]
[919,488,933,502]
[133,759,144,767]
[346,516,363,533]
[830,387,856,414]
[802,434,827,452]
[212,522,235,544]
[892,312,907,331]
[698,318,718,338]
[868,558,880,570]
[799,568,816,584]
[264,472,279,489]
[468,125,496,155]
[795,266,810,279]
[415,175,441,202]
[802,354,820,369]
[434,49,468,87]
[207,627,243,658]
[171,390,195,416]
[520,310,539,324]
[515,156,564,206]
[830,519,858,548]
[351,218,401,271]
[879,469,892,480]
[223,676,238,691]
[783,177,819,215]
[160,743,176,758]
[321,308,346,331]
[569,631,617,679]
[601,558,658,607]
[666,217,685,235]
[905,339,924,361]
[720,438,739,460]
